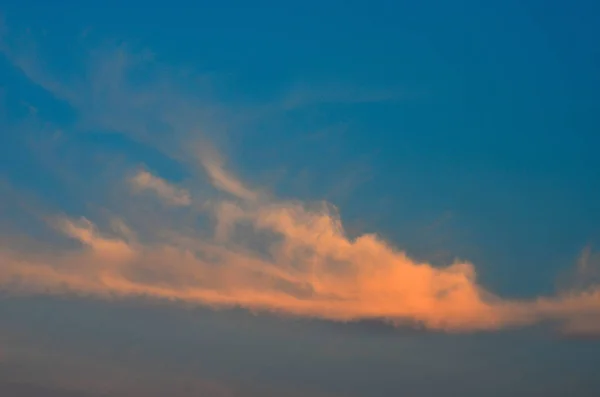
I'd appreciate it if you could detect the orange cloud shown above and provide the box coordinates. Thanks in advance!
[130,170,191,206]
[197,146,259,201]
[1,159,599,335]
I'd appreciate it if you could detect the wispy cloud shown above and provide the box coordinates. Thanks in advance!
[130,170,191,206]
[198,145,259,202]
[2,162,600,334]
[1,25,600,336]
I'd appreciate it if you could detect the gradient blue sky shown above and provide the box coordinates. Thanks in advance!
[1,1,600,396]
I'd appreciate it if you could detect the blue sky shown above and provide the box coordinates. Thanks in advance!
[1,1,600,396]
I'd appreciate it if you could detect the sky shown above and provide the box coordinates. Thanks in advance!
[1,1,600,396]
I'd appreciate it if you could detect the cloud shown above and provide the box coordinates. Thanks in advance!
[198,145,259,201]
[1,25,599,336]
[1,163,599,334]
[130,170,191,206]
